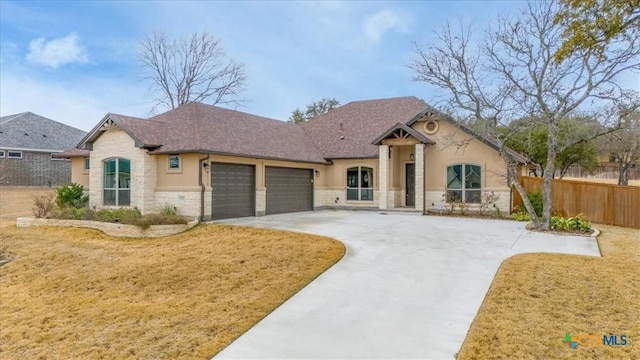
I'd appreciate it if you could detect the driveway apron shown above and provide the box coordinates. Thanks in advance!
[213,211,600,359]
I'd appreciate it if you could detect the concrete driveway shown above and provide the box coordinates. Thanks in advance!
[213,211,600,359]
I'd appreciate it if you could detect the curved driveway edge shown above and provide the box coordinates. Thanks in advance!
[213,211,600,359]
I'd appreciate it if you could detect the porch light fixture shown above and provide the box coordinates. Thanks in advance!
[315,169,320,177]
[410,153,415,161]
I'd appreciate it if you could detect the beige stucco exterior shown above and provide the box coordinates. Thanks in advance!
[76,116,522,220]
[70,157,90,189]
[411,118,513,212]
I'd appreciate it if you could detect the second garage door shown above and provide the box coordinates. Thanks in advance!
[265,166,313,215]
[211,163,255,220]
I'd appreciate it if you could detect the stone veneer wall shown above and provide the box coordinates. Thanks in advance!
[425,190,512,214]
[89,128,157,214]
[155,190,203,219]
[17,217,199,238]
[256,188,266,216]
[315,188,379,208]
[387,189,400,208]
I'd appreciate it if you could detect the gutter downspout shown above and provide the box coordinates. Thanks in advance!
[423,145,428,215]
[199,154,210,221]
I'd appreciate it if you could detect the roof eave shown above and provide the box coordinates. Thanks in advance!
[148,149,331,165]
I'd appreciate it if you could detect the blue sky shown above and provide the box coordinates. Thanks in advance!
[0,0,529,131]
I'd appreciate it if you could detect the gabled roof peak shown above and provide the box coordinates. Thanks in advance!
[0,112,86,151]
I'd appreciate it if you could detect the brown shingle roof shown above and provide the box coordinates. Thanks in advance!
[143,103,327,164]
[55,147,90,158]
[111,114,165,147]
[79,96,527,164]
[301,96,428,159]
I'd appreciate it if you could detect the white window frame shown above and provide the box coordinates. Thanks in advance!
[103,157,131,206]
[51,153,65,161]
[0,150,5,158]
[346,166,374,201]
[7,151,22,159]
[168,154,181,171]
[83,158,90,172]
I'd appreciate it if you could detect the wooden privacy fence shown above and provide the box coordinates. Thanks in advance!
[512,177,640,229]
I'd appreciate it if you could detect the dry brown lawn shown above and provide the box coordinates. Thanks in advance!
[457,225,640,359]
[0,222,344,358]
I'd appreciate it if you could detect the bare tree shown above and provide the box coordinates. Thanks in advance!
[139,31,247,111]
[410,0,640,229]
[607,106,640,185]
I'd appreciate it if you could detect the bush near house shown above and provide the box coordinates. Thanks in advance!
[55,183,89,209]
[30,183,190,229]
[550,213,592,232]
[435,192,503,218]
[511,191,543,222]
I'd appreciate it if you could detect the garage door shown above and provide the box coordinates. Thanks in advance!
[211,163,255,220]
[265,166,313,215]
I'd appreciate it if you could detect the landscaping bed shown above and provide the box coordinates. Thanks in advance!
[27,183,196,237]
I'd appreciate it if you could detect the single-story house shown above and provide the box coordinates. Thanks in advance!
[59,96,527,220]
[0,112,87,186]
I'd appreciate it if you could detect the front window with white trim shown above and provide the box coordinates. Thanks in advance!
[103,158,131,206]
[168,154,181,170]
[7,151,22,159]
[347,166,374,201]
[446,164,481,203]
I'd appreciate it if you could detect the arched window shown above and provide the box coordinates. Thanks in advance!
[104,158,131,206]
[347,166,373,201]
[446,164,481,203]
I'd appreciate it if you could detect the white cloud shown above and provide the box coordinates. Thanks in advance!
[363,9,408,43]
[26,33,89,68]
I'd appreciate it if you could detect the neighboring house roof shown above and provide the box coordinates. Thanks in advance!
[0,112,87,151]
[301,97,429,159]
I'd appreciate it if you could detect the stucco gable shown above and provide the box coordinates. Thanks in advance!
[406,107,528,163]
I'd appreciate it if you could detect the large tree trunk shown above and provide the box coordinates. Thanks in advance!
[502,150,541,227]
[618,160,630,186]
[541,119,558,230]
